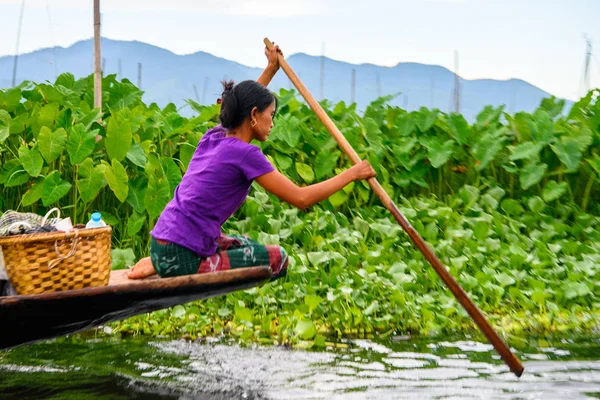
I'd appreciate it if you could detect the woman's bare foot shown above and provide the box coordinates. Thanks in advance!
[127,257,157,279]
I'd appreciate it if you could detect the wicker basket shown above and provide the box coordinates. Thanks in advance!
[0,226,112,295]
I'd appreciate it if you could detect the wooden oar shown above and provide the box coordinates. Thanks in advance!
[264,37,524,377]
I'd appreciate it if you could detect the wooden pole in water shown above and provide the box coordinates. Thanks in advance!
[264,37,524,378]
[93,0,102,117]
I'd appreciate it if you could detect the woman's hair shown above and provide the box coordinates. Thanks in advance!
[219,80,278,129]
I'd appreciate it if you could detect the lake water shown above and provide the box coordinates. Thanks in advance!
[1,334,598,399]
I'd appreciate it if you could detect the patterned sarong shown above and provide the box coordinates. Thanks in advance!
[150,234,288,280]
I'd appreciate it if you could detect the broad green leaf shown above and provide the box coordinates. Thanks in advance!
[162,156,182,191]
[448,113,472,145]
[472,131,505,171]
[0,160,29,187]
[542,180,568,202]
[425,138,454,168]
[274,152,293,171]
[18,146,43,177]
[111,248,136,270]
[21,179,44,206]
[527,196,545,213]
[179,142,196,172]
[103,159,129,202]
[234,306,254,323]
[495,272,516,287]
[145,174,171,218]
[78,158,105,203]
[329,191,348,207]
[67,124,97,165]
[294,320,316,340]
[42,171,72,206]
[416,107,438,132]
[172,305,186,319]
[126,142,147,168]
[551,138,582,172]
[304,295,323,313]
[105,112,132,161]
[510,142,543,161]
[519,163,547,190]
[127,211,146,237]
[127,176,148,213]
[295,162,315,183]
[0,110,10,143]
[38,126,67,163]
[314,150,340,179]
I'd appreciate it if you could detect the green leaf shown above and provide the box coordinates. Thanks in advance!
[103,159,129,202]
[0,110,11,143]
[145,174,171,218]
[551,138,582,172]
[234,306,254,323]
[21,179,44,206]
[78,158,105,203]
[127,176,148,213]
[329,191,348,207]
[127,211,146,237]
[18,146,43,177]
[495,272,516,287]
[106,112,132,161]
[179,142,196,172]
[304,295,323,312]
[510,142,543,161]
[295,162,315,183]
[314,150,340,179]
[42,171,72,206]
[423,138,454,168]
[67,124,97,165]
[472,131,506,171]
[542,180,568,202]
[527,196,545,213]
[0,160,30,187]
[274,152,293,171]
[519,163,547,190]
[448,113,472,145]
[111,248,136,270]
[38,126,67,163]
[294,320,316,340]
[172,305,186,319]
[416,107,438,132]
[126,142,148,168]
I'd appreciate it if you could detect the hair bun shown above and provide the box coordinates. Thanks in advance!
[222,80,235,94]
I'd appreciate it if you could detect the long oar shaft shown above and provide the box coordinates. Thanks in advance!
[264,37,524,377]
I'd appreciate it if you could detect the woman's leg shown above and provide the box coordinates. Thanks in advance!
[198,234,289,279]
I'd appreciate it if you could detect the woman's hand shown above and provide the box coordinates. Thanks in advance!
[265,44,283,69]
[349,160,376,181]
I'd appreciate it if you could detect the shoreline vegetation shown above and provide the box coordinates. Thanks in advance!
[0,74,598,345]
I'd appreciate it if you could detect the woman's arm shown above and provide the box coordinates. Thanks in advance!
[255,161,376,210]
[256,45,282,87]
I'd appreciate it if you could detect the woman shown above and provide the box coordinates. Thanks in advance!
[128,45,376,280]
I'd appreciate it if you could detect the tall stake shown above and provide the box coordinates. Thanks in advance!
[351,68,356,104]
[264,37,524,377]
[93,0,102,116]
[453,50,460,113]
[12,0,26,87]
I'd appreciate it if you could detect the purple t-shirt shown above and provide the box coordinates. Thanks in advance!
[150,125,274,256]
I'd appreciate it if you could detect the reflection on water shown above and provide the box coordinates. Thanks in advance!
[0,335,599,399]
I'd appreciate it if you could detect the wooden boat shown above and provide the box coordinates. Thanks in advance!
[0,267,272,350]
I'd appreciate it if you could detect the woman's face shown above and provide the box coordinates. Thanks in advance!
[252,102,276,142]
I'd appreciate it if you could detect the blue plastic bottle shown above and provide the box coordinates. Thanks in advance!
[86,212,107,229]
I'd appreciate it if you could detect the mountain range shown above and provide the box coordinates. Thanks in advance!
[0,38,568,121]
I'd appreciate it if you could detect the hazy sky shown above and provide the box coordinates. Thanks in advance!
[0,0,598,100]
